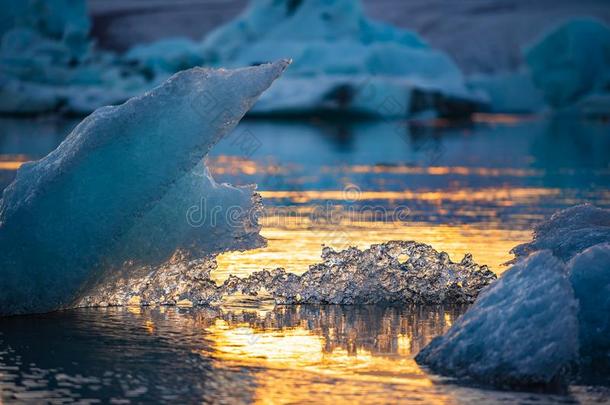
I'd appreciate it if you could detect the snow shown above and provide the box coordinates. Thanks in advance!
[416,250,579,390]
[568,243,610,375]
[0,60,288,316]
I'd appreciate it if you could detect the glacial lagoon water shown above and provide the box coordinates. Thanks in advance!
[0,115,609,403]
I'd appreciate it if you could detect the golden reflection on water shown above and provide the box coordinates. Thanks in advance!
[203,305,461,404]
[214,220,530,283]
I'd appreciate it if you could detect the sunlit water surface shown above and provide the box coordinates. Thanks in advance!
[0,116,609,403]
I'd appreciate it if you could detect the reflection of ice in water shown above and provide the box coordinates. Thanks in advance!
[1,306,606,404]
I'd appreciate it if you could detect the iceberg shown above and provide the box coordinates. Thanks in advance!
[77,240,495,308]
[417,204,610,389]
[416,250,579,391]
[525,18,610,110]
[196,0,480,118]
[0,60,289,316]
[466,18,610,116]
[0,0,145,115]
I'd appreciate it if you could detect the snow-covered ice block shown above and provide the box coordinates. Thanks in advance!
[416,250,579,390]
[568,243,610,375]
[525,18,610,110]
[510,204,610,262]
[0,60,289,316]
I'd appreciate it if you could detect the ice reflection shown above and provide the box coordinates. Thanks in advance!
[1,306,599,404]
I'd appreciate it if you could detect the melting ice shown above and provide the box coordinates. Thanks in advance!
[417,204,610,390]
[78,241,496,307]
[0,60,289,315]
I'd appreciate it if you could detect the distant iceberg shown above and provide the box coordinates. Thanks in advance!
[0,0,481,117]
[0,0,145,114]
[193,0,480,118]
[417,204,610,390]
[470,18,610,116]
[0,60,289,316]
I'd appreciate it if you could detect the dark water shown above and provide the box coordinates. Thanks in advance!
[0,116,609,403]
[1,306,608,404]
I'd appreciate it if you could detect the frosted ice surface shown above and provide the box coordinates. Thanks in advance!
[510,204,610,262]
[78,241,496,308]
[568,243,610,376]
[0,60,289,316]
[416,250,579,390]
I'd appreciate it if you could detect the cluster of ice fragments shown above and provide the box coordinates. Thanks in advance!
[78,241,495,308]
[0,61,288,316]
[417,204,610,390]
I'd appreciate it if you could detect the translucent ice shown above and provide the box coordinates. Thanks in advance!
[77,241,496,308]
[416,250,579,390]
[0,60,289,316]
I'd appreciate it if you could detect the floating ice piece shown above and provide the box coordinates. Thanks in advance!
[78,241,496,308]
[510,204,610,262]
[0,60,289,316]
[568,243,610,376]
[416,250,579,391]
[525,18,610,110]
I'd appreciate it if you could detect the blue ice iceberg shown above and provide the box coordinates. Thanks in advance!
[417,204,610,389]
[470,18,610,116]
[0,0,145,114]
[0,60,289,316]
[525,18,610,110]
[129,0,480,118]
[415,250,579,390]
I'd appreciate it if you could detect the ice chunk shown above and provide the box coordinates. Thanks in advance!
[510,204,610,262]
[416,250,579,391]
[0,60,289,316]
[78,241,496,307]
[568,243,610,376]
[525,18,610,109]
[226,241,496,304]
